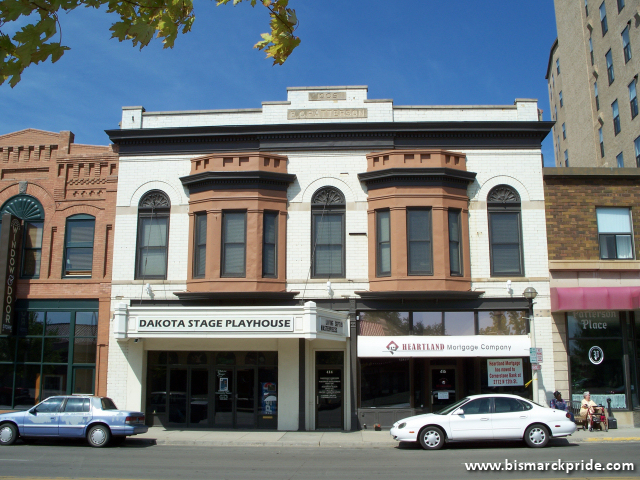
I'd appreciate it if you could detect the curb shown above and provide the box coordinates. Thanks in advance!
[151,439,394,448]
[139,437,640,448]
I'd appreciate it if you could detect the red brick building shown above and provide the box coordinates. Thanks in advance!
[0,129,117,408]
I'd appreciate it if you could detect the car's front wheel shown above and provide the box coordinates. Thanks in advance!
[524,424,550,448]
[418,426,445,450]
[87,424,111,448]
[0,423,18,446]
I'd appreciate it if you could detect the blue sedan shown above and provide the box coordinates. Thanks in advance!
[0,395,148,447]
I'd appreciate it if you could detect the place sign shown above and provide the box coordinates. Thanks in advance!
[137,315,294,333]
[309,92,346,101]
[287,108,367,120]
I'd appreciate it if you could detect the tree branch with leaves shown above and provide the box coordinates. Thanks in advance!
[0,0,299,87]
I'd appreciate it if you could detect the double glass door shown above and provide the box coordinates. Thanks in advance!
[214,367,256,428]
[167,367,256,428]
[168,367,209,426]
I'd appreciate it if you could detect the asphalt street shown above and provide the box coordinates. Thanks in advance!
[0,438,637,480]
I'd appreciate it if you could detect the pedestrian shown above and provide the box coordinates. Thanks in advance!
[579,391,596,430]
[550,391,574,422]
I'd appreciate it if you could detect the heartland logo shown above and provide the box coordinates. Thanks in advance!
[386,341,399,354]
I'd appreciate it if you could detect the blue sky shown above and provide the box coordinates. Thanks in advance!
[0,0,557,164]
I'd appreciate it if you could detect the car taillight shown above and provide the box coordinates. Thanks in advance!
[125,416,144,424]
[566,413,572,419]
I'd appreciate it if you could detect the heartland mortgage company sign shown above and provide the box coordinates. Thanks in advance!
[136,315,295,333]
[357,335,531,358]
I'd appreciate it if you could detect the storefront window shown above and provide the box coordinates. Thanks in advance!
[444,312,474,336]
[0,304,98,408]
[358,312,410,336]
[413,312,443,336]
[360,358,410,408]
[568,311,626,409]
[0,364,14,408]
[478,311,528,335]
[14,365,40,409]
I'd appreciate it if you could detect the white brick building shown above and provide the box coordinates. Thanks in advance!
[106,86,553,431]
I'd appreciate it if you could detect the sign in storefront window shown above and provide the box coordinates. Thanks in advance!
[568,312,627,409]
[568,311,621,338]
[487,358,524,387]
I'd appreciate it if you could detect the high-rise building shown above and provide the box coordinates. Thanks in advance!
[546,0,640,167]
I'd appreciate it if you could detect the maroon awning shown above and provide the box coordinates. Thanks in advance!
[551,287,640,312]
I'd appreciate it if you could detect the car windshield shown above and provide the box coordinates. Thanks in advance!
[100,397,118,410]
[433,397,470,415]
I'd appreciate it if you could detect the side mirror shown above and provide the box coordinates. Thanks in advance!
[453,408,464,415]
[28,408,37,415]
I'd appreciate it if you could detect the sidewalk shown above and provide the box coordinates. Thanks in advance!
[133,426,640,448]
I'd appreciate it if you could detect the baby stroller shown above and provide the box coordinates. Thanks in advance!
[588,405,608,432]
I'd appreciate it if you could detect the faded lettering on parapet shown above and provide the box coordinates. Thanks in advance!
[288,108,367,120]
[308,92,347,101]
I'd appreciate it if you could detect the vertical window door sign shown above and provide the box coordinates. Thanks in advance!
[588,346,604,365]
[0,214,22,334]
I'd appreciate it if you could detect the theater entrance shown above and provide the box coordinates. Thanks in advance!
[146,351,278,429]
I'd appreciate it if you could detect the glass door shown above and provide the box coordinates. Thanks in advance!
[168,368,188,424]
[235,368,256,428]
[214,368,233,427]
[189,368,209,426]
[316,367,343,429]
[431,366,457,409]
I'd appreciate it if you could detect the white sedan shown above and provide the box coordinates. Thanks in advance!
[390,394,576,450]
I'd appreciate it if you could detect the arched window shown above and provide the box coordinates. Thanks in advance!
[136,190,170,279]
[0,195,44,279]
[487,185,524,276]
[311,187,345,278]
[63,214,95,277]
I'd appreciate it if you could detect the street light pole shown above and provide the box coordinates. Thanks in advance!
[523,287,538,404]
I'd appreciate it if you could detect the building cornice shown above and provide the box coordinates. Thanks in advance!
[106,121,553,156]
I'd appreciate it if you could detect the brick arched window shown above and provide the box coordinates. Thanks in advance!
[487,185,524,276]
[136,190,170,279]
[1,195,45,279]
[311,187,345,278]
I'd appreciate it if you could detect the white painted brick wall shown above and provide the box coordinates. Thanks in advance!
[110,89,552,403]
[122,87,539,129]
